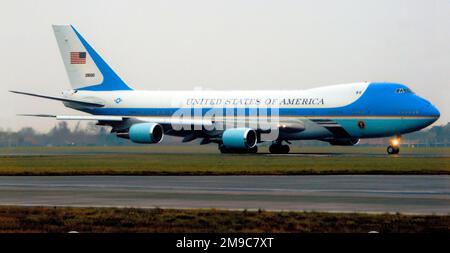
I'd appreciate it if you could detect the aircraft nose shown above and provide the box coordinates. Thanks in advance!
[427,103,440,118]
[430,104,440,119]
[422,101,440,120]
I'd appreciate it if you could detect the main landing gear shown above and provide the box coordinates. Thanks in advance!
[219,145,258,154]
[387,136,401,155]
[269,141,290,154]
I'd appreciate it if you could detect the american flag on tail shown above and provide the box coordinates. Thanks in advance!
[70,52,86,64]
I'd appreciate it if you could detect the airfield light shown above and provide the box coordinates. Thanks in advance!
[391,138,400,147]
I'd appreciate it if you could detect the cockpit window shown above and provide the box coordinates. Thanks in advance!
[395,88,414,94]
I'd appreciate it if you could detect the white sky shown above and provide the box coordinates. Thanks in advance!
[1,0,449,132]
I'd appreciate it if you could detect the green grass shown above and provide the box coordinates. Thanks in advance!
[1,145,449,155]
[0,206,448,233]
[0,146,448,175]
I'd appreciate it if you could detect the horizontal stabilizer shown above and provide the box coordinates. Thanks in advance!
[10,90,104,107]
[18,114,123,121]
[17,114,56,118]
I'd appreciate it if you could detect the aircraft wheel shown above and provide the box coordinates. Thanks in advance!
[219,145,258,154]
[219,145,229,154]
[247,146,258,154]
[387,145,400,155]
[269,144,281,154]
[269,144,290,154]
[281,145,290,154]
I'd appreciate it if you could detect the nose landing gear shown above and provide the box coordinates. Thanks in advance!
[387,145,399,154]
[387,136,401,155]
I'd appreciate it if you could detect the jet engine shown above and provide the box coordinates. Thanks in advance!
[221,128,257,149]
[128,123,164,144]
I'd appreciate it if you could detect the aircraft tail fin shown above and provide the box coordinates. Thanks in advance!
[52,24,133,91]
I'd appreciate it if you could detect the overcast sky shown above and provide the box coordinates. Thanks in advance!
[1,0,449,132]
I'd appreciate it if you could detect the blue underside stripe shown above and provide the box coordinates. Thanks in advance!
[334,118,436,137]
[79,107,432,118]
[79,107,435,137]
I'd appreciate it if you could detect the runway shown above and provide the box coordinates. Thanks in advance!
[0,175,449,214]
[2,149,449,158]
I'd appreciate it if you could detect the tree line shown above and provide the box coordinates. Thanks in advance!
[0,121,448,147]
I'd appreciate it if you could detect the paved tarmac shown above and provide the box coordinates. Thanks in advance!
[0,175,448,214]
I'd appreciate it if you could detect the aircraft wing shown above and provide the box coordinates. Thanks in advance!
[17,114,214,128]
[18,114,303,131]
[17,114,304,143]
[10,90,105,107]
[310,119,352,138]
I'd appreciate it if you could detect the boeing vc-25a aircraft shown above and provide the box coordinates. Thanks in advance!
[11,25,440,154]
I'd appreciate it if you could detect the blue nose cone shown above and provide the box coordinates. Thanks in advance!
[418,97,440,119]
[415,99,440,130]
[426,104,440,119]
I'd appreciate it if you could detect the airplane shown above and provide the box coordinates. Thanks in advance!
[10,25,440,155]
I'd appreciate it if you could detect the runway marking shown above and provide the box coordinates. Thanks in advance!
[0,175,449,214]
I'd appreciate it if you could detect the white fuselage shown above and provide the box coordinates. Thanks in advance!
[65,82,368,111]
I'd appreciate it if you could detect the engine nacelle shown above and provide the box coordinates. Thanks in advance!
[222,128,257,149]
[328,138,360,146]
[129,123,164,144]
